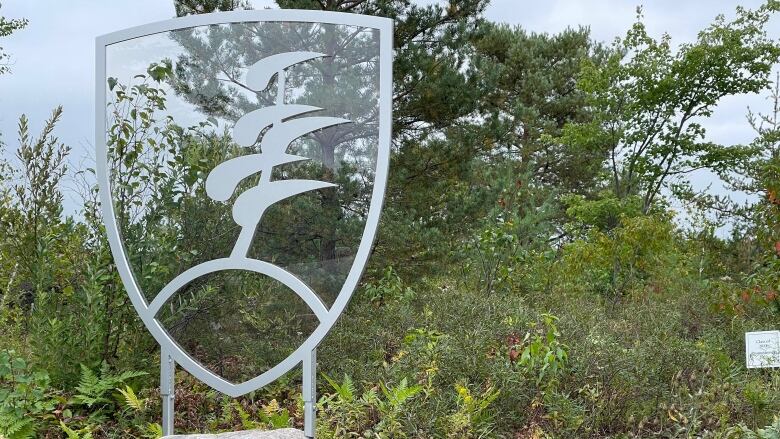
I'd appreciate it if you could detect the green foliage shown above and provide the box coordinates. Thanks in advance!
[0,350,57,439]
[446,382,500,438]
[374,378,423,436]
[317,374,422,438]
[257,400,291,429]
[362,266,415,305]
[561,3,780,213]
[0,2,27,76]
[728,417,780,439]
[0,104,143,389]
[60,421,95,439]
[564,191,644,233]
[116,385,145,412]
[1,1,780,438]
[561,211,677,297]
[5,106,70,295]
[207,398,291,431]
[317,374,371,435]
[174,0,249,16]
[146,422,163,439]
[516,314,568,388]
[0,417,35,439]
[468,215,522,294]
[73,364,147,409]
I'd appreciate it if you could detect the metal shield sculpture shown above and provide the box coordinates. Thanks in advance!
[95,10,391,436]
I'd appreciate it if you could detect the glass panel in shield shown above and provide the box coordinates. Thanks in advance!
[103,21,380,383]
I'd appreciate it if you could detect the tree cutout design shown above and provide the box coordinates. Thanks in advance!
[205,52,351,259]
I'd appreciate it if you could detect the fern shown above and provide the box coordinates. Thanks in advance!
[73,363,147,408]
[145,422,163,439]
[322,373,356,403]
[729,417,780,439]
[74,365,101,407]
[117,385,145,411]
[0,413,35,439]
[0,350,54,439]
[235,402,256,429]
[217,397,234,426]
[259,399,290,429]
[60,421,94,439]
[379,378,422,408]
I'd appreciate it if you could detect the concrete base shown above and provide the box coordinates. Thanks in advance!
[164,429,306,439]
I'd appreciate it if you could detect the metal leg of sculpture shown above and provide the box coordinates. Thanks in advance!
[303,348,317,438]
[161,348,175,436]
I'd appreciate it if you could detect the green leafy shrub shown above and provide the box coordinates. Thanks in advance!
[560,211,677,298]
[727,417,780,439]
[0,350,58,439]
[362,267,415,305]
[0,2,780,438]
[445,382,500,438]
[317,374,422,438]
[516,314,568,388]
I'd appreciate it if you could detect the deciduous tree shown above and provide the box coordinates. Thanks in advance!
[561,3,780,218]
[0,2,27,76]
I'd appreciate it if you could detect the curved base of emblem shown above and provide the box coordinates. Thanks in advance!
[151,258,323,437]
[145,257,328,396]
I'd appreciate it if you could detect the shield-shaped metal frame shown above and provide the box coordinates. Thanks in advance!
[95,7,392,415]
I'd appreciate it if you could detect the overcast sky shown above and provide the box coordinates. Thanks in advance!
[0,0,778,219]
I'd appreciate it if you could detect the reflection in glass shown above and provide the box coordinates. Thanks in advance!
[105,21,379,382]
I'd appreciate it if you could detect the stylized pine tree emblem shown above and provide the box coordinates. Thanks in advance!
[98,15,392,438]
[205,51,350,259]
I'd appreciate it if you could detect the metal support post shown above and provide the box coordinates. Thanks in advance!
[303,348,317,438]
[161,347,175,436]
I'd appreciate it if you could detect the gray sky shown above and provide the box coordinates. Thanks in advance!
[0,0,777,220]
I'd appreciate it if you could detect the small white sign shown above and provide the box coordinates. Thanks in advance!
[746,331,780,368]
